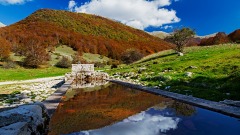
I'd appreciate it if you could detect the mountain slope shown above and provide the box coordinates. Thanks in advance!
[0,9,173,60]
[228,29,240,43]
[149,31,169,39]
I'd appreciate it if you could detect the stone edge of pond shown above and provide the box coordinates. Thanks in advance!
[109,80,240,119]
[43,79,74,117]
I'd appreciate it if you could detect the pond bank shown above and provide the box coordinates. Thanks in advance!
[43,79,73,117]
[109,80,240,118]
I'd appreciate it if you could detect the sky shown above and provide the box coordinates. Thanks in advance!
[0,0,239,36]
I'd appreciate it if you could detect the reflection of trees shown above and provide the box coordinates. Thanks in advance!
[170,101,196,116]
[49,83,167,135]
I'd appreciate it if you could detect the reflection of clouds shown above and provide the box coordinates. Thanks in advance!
[69,110,180,135]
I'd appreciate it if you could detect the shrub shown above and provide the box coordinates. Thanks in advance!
[0,37,11,61]
[19,37,49,68]
[94,62,105,68]
[55,56,72,68]
[121,48,144,64]
[72,53,87,64]
[111,64,118,69]
[3,60,17,69]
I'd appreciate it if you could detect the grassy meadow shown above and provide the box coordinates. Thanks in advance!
[0,67,70,82]
[105,44,240,101]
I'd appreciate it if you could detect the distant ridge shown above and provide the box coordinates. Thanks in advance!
[0,22,6,27]
[150,30,217,39]
[149,31,170,39]
[228,29,240,43]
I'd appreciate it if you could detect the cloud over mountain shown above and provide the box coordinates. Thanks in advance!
[0,22,6,27]
[0,0,32,5]
[72,111,180,135]
[68,0,180,30]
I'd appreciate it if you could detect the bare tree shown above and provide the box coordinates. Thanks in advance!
[19,37,49,68]
[165,27,195,54]
[121,48,144,64]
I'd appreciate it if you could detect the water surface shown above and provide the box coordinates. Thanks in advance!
[49,83,240,135]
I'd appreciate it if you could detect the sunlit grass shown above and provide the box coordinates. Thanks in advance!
[105,44,240,101]
[0,67,70,82]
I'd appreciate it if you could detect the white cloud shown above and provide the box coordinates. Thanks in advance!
[0,0,32,5]
[0,22,6,27]
[71,111,180,135]
[68,0,76,12]
[161,25,173,29]
[68,0,180,30]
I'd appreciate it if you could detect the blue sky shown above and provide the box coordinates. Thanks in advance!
[0,0,239,36]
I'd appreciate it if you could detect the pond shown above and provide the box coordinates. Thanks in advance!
[49,82,240,135]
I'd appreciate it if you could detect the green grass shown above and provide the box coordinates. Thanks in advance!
[50,45,111,65]
[0,67,70,82]
[82,53,110,63]
[105,44,240,101]
[50,45,76,65]
[55,45,76,57]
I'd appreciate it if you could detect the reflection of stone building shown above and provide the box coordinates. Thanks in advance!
[65,64,109,81]
[72,79,109,89]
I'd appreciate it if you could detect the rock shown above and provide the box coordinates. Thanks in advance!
[226,93,231,96]
[165,86,171,90]
[21,90,31,95]
[178,52,184,56]
[0,122,29,135]
[185,72,193,77]
[189,66,198,69]
[19,93,28,99]
[21,98,33,103]
[0,103,49,135]
[220,100,240,107]
[138,67,147,73]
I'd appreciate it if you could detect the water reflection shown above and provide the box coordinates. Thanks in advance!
[170,101,196,116]
[49,82,240,135]
[49,83,170,135]
[69,109,180,135]
[72,79,109,89]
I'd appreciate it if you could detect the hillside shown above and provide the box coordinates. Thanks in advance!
[228,29,240,43]
[106,44,240,101]
[0,9,173,61]
[149,31,169,39]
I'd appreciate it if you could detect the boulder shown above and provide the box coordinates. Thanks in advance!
[0,103,49,135]
[185,72,193,77]
[178,52,184,56]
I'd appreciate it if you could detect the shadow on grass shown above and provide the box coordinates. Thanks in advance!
[173,75,240,101]
[145,73,240,102]
[138,52,176,64]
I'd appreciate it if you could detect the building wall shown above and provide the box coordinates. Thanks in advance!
[72,64,94,73]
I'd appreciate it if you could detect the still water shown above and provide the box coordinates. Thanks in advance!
[49,82,240,135]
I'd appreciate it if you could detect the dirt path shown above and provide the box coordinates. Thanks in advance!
[0,76,64,86]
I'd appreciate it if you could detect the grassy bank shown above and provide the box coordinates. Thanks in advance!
[0,67,70,82]
[106,44,240,101]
